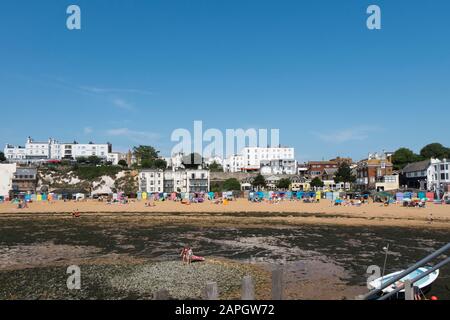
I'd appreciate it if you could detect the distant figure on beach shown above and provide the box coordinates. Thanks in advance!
[72,209,80,218]
[428,213,433,224]
[180,245,193,265]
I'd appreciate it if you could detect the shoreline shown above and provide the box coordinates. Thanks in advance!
[1,199,449,229]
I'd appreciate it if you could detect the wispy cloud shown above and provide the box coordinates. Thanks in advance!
[83,127,93,134]
[106,128,161,144]
[79,86,153,96]
[111,98,135,111]
[312,126,382,144]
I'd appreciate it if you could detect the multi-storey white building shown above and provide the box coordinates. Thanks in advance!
[4,137,119,164]
[223,155,245,173]
[260,159,298,175]
[224,147,295,173]
[139,169,210,194]
[139,169,165,193]
[429,158,450,192]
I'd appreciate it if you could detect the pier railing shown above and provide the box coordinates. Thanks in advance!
[360,242,450,300]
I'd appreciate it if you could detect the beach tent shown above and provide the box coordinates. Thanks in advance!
[137,192,142,201]
[418,192,426,200]
[332,192,340,201]
[37,194,42,201]
[426,192,435,202]
[316,191,322,200]
[208,192,214,200]
[403,192,412,200]
[396,192,404,202]
[325,192,333,200]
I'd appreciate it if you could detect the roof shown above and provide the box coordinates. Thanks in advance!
[15,168,37,175]
[402,160,431,173]
[324,168,338,175]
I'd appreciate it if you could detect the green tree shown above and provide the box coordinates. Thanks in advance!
[0,152,6,162]
[76,156,88,164]
[420,143,450,160]
[209,161,224,172]
[222,178,241,191]
[133,145,160,165]
[210,182,222,193]
[114,171,138,196]
[276,178,291,190]
[87,156,102,165]
[392,148,421,170]
[334,163,356,189]
[153,158,168,170]
[310,177,324,189]
[252,174,267,190]
[118,159,128,167]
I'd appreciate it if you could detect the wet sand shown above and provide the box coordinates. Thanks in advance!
[1,199,449,229]
[0,216,448,300]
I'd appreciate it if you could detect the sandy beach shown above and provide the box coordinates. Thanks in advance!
[1,199,449,229]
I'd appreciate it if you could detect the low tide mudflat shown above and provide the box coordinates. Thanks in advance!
[0,213,448,300]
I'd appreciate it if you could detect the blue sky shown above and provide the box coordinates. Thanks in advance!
[1,0,449,162]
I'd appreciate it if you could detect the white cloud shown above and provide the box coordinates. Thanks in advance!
[313,126,382,144]
[106,128,160,144]
[111,98,135,111]
[83,127,93,134]
[79,86,153,96]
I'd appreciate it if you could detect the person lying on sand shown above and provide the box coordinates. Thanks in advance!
[72,209,80,218]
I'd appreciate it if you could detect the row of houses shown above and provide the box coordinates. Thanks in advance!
[401,158,450,193]
[4,137,127,165]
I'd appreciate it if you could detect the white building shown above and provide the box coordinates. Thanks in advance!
[139,169,210,194]
[224,147,295,173]
[4,137,116,164]
[223,155,245,173]
[139,169,165,193]
[205,156,224,167]
[260,159,297,175]
[107,152,127,166]
[0,163,17,198]
[429,158,450,192]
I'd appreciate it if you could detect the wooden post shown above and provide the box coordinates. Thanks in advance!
[153,289,170,300]
[404,280,414,300]
[205,281,219,300]
[241,275,255,300]
[272,267,284,300]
